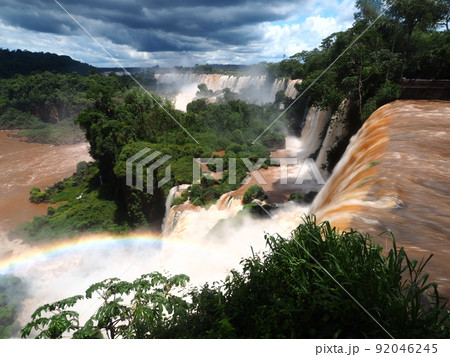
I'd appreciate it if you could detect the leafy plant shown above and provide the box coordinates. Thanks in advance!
[21,218,450,339]
[22,273,190,339]
[0,275,27,338]
[29,187,50,204]
[242,185,267,204]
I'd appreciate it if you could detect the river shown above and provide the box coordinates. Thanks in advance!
[0,100,449,332]
[0,131,91,258]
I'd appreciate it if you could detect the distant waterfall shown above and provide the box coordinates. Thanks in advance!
[154,73,266,93]
[154,73,301,110]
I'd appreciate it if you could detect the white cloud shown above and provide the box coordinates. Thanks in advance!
[254,1,356,63]
[0,1,357,67]
[304,16,340,38]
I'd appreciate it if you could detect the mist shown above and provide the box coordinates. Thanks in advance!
[0,87,324,336]
[152,69,300,111]
[1,200,309,333]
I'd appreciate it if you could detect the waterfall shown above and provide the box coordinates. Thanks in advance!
[309,100,450,297]
[168,193,243,239]
[163,105,332,235]
[315,101,349,173]
[154,73,300,110]
[299,107,332,157]
[165,187,178,216]
[3,100,450,331]
[162,184,190,233]
[285,79,302,99]
[270,78,286,100]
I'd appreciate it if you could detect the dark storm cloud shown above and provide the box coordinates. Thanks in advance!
[0,0,305,52]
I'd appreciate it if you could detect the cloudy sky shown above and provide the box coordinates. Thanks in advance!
[0,0,356,67]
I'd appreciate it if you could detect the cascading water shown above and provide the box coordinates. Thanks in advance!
[309,100,450,297]
[3,95,449,335]
[299,107,332,156]
[154,73,301,110]
[1,103,327,332]
[161,184,190,233]
[284,79,302,99]
[161,105,330,234]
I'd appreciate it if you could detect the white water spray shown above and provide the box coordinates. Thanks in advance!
[155,73,301,111]
[0,101,334,334]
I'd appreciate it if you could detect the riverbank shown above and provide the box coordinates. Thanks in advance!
[0,131,91,251]
[8,119,85,146]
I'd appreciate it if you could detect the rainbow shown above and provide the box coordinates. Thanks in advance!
[0,233,205,276]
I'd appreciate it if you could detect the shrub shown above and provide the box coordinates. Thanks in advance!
[171,191,189,207]
[226,143,242,154]
[21,217,450,339]
[47,206,55,216]
[241,202,275,218]
[289,191,318,204]
[76,161,88,174]
[242,185,267,204]
[29,187,50,203]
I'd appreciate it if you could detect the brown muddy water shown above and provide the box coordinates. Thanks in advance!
[0,131,91,257]
[310,101,450,297]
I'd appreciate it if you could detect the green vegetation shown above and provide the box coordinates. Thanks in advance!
[21,217,450,339]
[240,201,275,218]
[0,49,94,79]
[171,190,189,207]
[76,86,285,213]
[0,71,133,144]
[289,191,318,204]
[267,0,449,171]
[16,85,286,240]
[0,275,27,339]
[242,185,267,204]
[29,187,50,204]
[16,163,129,242]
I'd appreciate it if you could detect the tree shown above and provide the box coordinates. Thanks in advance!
[21,273,190,339]
[389,0,449,78]
[242,185,267,204]
[354,0,385,22]
[21,218,450,339]
[196,83,213,97]
[438,0,450,30]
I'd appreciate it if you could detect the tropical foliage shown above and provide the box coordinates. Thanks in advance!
[0,71,133,144]
[267,0,449,171]
[242,184,267,204]
[17,83,286,240]
[0,275,27,338]
[21,218,450,339]
[0,48,94,78]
